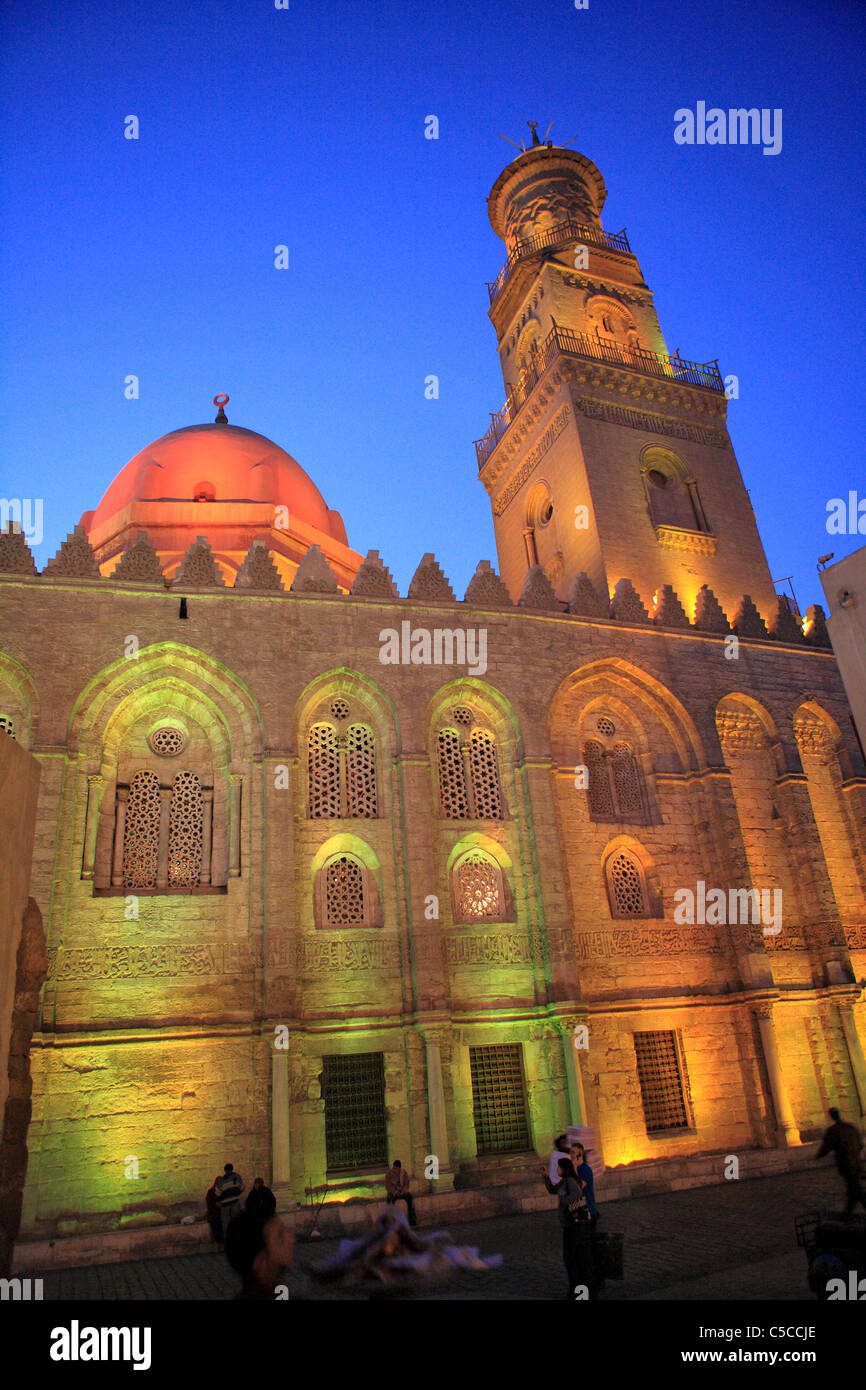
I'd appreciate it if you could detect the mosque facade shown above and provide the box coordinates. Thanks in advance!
[2,139,865,1238]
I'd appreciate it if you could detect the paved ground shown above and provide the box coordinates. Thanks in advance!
[38,1165,852,1301]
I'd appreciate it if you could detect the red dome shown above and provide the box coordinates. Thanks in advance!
[86,423,348,545]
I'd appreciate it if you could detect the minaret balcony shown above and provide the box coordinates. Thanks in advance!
[474,324,724,468]
[487,218,632,305]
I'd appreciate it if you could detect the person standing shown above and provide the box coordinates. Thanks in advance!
[547,1134,571,1184]
[384,1159,417,1227]
[542,1156,596,1299]
[214,1162,245,1242]
[816,1108,865,1216]
[569,1141,597,1224]
[245,1177,277,1221]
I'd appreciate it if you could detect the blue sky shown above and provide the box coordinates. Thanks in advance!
[1,0,864,612]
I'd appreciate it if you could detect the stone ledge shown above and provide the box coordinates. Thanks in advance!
[13,1145,819,1273]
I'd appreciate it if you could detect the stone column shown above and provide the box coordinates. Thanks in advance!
[271,1049,291,1197]
[110,788,128,887]
[755,1003,800,1146]
[156,788,172,889]
[560,1016,588,1126]
[228,775,242,878]
[82,774,104,881]
[423,1033,454,1191]
[838,1003,866,1118]
[200,787,213,885]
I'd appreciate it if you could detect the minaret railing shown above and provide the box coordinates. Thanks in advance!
[486,219,632,304]
[474,325,724,467]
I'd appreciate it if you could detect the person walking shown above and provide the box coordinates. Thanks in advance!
[384,1159,418,1227]
[214,1162,245,1242]
[245,1177,277,1221]
[542,1156,596,1299]
[816,1108,866,1216]
[225,1210,295,1300]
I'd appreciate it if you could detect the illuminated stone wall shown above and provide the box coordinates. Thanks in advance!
[0,564,864,1236]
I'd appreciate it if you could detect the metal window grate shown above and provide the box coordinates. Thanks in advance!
[321,1053,387,1172]
[633,1030,689,1132]
[469,1044,530,1154]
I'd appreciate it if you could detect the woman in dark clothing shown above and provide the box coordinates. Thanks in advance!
[542,1157,596,1299]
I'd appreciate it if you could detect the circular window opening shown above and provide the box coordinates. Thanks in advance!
[596,716,616,737]
[539,499,554,526]
[452,706,474,727]
[148,726,187,757]
[330,699,350,721]
[648,469,668,489]
[193,480,216,502]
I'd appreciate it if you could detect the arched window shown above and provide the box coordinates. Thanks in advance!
[605,849,650,918]
[585,738,615,819]
[346,723,378,818]
[470,729,503,820]
[308,720,379,818]
[122,770,161,889]
[643,451,708,535]
[168,771,204,887]
[438,728,470,818]
[308,723,341,818]
[454,851,505,923]
[612,743,645,820]
[324,854,366,926]
[436,715,506,820]
[583,720,647,823]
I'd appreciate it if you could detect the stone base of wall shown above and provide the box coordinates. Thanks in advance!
[13,1143,822,1274]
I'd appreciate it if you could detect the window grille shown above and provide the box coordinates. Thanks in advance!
[470,728,503,820]
[122,770,161,888]
[469,1045,530,1154]
[322,1053,387,1171]
[456,852,503,921]
[438,728,469,818]
[633,1031,689,1132]
[452,705,474,727]
[330,698,350,721]
[325,855,365,925]
[607,850,649,917]
[596,716,616,737]
[585,739,615,819]
[148,726,186,757]
[308,723,341,818]
[612,743,644,820]
[345,724,378,818]
[168,771,203,887]
[0,715,14,739]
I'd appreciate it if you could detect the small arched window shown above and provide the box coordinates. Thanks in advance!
[123,770,161,889]
[168,771,204,887]
[644,456,707,534]
[470,729,503,820]
[583,721,647,824]
[605,849,650,918]
[324,854,366,926]
[346,724,378,818]
[454,851,505,923]
[438,728,470,818]
[309,723,341,818]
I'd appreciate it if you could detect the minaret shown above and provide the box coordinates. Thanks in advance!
[476,134,779,624]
